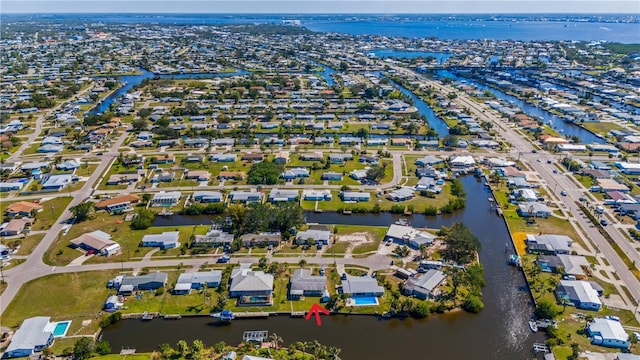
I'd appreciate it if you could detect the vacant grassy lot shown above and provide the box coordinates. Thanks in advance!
[2,270,121,335]
[1,233,45,255]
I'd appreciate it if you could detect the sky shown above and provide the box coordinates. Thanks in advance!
[2,0,639,14]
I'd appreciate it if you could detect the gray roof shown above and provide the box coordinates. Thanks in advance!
[290,269,327,292]
[6,317,52,354]
[230,269,274,293]
[341,275,384,295]
[177,271,222,286]
[405,269,446,293]
[527,234,572,253]
[142,231,180,246]
[269,188,299,200]
[121,272,168,288]
[230,191,263,201]
[296,229,331,242]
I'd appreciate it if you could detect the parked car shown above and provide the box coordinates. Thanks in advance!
[217,255,230,263]
[600,219,608,226]
[560,190,567,196]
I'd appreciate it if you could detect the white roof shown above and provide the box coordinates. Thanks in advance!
[561,280,601,306]
[6,317,52,354]
[450,156,475,166]
[589,318,629,342]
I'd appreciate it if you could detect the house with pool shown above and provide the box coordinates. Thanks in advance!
[340,274,384,306]
[4,316,71,358]
[229,264,274,306]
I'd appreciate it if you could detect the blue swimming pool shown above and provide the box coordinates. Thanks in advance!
[351,296,379,306]
[52,321,71,337]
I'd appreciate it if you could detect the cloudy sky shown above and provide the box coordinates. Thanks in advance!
[2,0,639,14]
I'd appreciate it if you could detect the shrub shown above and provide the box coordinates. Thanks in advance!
[461,295,484,313]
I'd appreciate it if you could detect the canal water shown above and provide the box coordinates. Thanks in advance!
[105,177,543,359]
[434,70,603,144]
[90,69,249,114]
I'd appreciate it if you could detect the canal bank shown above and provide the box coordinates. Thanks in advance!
[104,177,544,359]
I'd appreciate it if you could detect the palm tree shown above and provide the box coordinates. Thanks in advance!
[328,347,342,360]
[269,333,283,349]
[298,259,307,268]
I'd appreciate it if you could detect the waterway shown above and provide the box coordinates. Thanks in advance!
[90,69,249,114]
[434,70,604,144]
[388,78,449,137]
[106,177,543,359]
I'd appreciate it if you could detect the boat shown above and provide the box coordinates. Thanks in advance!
[211,310,235,321]
[507,254,522,268]
[158,210,174,217]
[141,311,154,321]
[528,320,538,333]
[395,218,408,226]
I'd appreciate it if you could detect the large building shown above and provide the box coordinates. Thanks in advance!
[587,318,630,349]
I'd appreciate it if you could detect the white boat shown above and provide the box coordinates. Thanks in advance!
[395,218,408,226]
[211,310,235,321]
[528,320,538,333]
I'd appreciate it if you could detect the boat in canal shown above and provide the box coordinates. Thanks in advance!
[528,320,538,333]
[211,310,235,321]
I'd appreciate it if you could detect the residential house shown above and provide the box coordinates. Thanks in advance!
[321,172,343,181]
[587,318,630,349]
[281,168,310,180]
[209,153,237,162]
[5,201,42,217]
[151,154,175,164]
[289,269,327,300]
[193,227,234,247]
[185,170,211,182]
[269,189,299,202]
[385,224,437,249]
[537,254,590,278]
[299,153,323,162]
[193,191,223,203]
[349,169,368,181]
[0,182,23,192]
[41,174,72,190]
[415,155,443,167]
[56,159,81,171]
[218,171,246,180]
[387,187,415,202]
[229,265,274,305]
[118,272,168,295]
[151,191,181,207]
[106,172,143,185]
[302,190,332,201]
[4,317,54,358]
[415,177,442,193]
[242,153,264,162]
[527,234,572,254]
[95,194,140,214]
[556,280,602,310]
[240,232,281,247]
[450,156,476,167]
[340,274,384,297]
[274,151,290,164]
[517,202,551,218]
[403,269,446,299]
[70,230,121,256]
[229,191,263,204]
[141,231,180,250]
[174,271,222,294]
[340,191,370,202]
[0,218,33,236]
[296,227,331,245]
[329,154,353,164]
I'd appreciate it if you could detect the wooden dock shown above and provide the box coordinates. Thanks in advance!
[243,330,268,342]
[533,343,549,353]
[290,311,306,317]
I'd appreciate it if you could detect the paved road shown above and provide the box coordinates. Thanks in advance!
[0,126,130,315]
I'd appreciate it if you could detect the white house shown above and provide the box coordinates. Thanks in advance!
[142,231,180,249]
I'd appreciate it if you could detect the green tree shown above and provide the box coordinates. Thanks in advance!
[130,208,155,230]
[72,338,94,360]
[411,302,430,319]
[535,299,560,320]
[247,161,284,185]
[131,118,148,132]
[94,340,111,356]
[461,295,484,313]
[70,201,94,222]
[176,340,189,356]
[440,222,481,265]
[365,164,387,183]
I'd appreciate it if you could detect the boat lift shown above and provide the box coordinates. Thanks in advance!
[533,343,549,353]
[243,330,268,343]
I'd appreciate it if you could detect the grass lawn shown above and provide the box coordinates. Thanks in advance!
[581,121,625,135]
[44,212,154,266]
[2,233,45,255]
[2,270,121,335]
[73,163,99,177]
[33,197,73,230]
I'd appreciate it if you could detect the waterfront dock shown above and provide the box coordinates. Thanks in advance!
[234,311,269,319]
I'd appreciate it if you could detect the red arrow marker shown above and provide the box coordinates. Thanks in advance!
[305,303,330,326]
